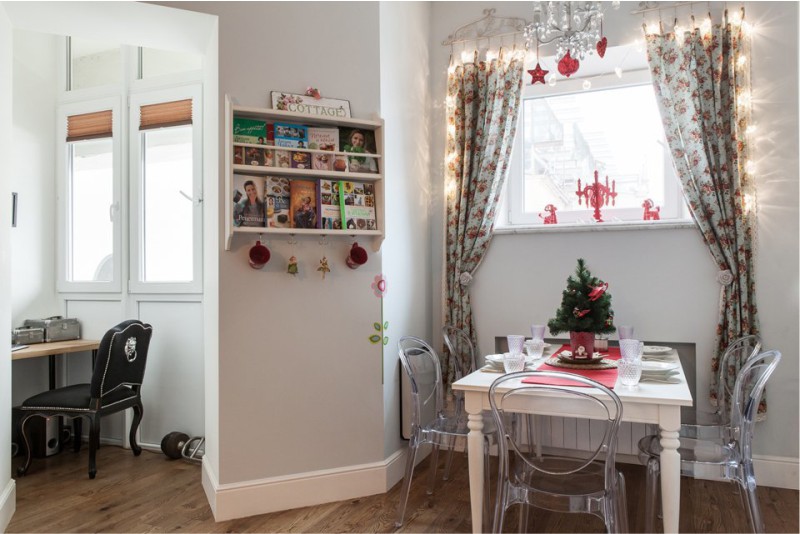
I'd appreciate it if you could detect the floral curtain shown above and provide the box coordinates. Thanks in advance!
[645,15,763,414]
[443,51,524,384]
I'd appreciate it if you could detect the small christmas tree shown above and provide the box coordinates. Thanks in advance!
[548,258,615,335]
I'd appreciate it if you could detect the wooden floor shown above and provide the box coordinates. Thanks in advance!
[7,445,799,533]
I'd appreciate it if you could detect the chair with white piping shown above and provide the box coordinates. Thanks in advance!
[17,319,153,479]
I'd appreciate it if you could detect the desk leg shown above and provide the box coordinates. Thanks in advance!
[659,408,681,533]
[467,411,484,534]
[48,354,56,390]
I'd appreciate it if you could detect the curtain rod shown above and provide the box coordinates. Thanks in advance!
[629,2,706,15]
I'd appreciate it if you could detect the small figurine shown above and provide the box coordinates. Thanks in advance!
[305,86,321,99]
[642,198,661,220]
[539,204,558,224]
[287,256,298,276]
[317,256,330,279]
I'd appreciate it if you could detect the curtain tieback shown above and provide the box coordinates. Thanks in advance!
[717,270,734,286]
[459,272,474,286]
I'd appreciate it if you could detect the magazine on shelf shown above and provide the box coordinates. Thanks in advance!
[274,122,309,149]
[317,179,342,230]
[290,151,311,170]
[308,127,339,171]
[290,179,318,229]
[265,176,291,228]
[232,174,266,228]
[340,128,378,174]
[233,117,268,144]
[339,180,377,231]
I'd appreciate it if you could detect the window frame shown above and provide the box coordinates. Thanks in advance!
[56,97,124,293]
[504,69,689,228]
[128,85,203,294]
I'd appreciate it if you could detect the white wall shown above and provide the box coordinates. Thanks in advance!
[162,2,391,490]
[429,1,799,476]
[379,1,432,459]
[9,29,59,406]
[0,7,17,531]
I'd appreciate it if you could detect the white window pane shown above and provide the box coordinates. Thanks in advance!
[142,126,194,282]
[69,37,120,90]
[70,140,114,281]
[141,47,202,79]
[521,84,674,219]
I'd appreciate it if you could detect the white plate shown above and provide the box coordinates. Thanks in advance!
[524,341,552,349]
[486,354,534,365]
[641,361,680,373]
[643,345,673,355]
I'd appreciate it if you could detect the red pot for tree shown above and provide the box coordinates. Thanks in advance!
[569,331,595,358]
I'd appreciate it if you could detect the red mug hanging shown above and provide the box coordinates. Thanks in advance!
[345,242,368,269]
[248,240,271,269]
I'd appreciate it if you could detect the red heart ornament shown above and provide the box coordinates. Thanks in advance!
[596,37,608,58]
[557,51,580,77]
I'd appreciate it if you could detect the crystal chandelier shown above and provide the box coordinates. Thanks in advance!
[524,2,605,78]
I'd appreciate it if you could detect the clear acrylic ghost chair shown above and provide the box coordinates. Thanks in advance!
[489,371,628,534]
[680,334,761,440]
[395,336,497,529]
[638,349,781,534]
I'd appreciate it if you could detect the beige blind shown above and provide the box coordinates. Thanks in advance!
[139,99,193,130]
[66,110,113,142]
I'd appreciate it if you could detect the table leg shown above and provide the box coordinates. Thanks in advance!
[48,354,56,390]
[467,412,484,534]
[659,410,682,533]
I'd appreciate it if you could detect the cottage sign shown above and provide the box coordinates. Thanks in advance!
[270,91,351,118]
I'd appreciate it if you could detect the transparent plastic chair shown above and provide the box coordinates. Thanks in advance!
[681,334,762,440]
[489,371,629,534]
[394,336,497,530]
[638,349,781,533]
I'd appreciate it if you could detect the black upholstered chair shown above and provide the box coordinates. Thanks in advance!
[17,319,153,479]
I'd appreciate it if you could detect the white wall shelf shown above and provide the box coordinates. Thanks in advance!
[225,96,385,252]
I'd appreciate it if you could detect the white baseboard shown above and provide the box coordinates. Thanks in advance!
[0,478,16,533]
[753,454,799,490]
[203,450,406,522]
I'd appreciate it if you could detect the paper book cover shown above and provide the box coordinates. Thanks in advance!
[265,176,291,228]
[317,179,342,230]
[232,174,266,227]
[274,149,292,168]
[340,128,379,174]
[309,127,339,171]
[339,180,377,231]
[274,122,309,149]
[290,151,311,170]
[233,117,267,144]
[289,179,318,229]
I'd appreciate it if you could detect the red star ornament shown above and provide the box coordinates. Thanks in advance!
[527,62,549,85]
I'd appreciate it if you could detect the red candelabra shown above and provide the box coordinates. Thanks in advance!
[576,170,617,222]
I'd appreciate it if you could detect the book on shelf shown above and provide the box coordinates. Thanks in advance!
[232,174,266,228]
[317,179,342,230]
[274,122,309,149]
[308,127,339,171]
[265,176,291,228]
[290,151,311,170]
[233,117,268,144]
[274,149,292,168]
[339,180,377,231]
[289,179,318,229]
[340,128,379,174]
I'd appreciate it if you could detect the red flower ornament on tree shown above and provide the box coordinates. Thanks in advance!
[588,282,608,301]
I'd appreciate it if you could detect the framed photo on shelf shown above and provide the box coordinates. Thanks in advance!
[270,91,351,118]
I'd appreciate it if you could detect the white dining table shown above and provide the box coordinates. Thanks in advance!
[452,349,693,533]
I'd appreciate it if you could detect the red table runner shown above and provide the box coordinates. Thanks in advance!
[522,345,620,389]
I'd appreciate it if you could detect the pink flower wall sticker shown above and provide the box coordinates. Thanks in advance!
[372,274,387,298]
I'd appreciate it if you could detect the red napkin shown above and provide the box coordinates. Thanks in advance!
[521,345,620,389]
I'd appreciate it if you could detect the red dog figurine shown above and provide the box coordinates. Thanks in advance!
[642,199,661,221]
[539,204,558,224]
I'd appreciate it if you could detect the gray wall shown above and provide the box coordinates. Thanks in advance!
[429,1,799,471]
[163,1,397,485]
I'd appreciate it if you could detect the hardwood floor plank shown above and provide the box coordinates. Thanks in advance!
[7,445,798,533]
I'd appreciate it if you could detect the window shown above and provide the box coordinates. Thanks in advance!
[58,99,122,292]
[504,68,689,227]
[58,38,202,294]
[68,37,121,91]
[129,88,202,292]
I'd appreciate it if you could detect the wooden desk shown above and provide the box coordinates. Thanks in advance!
[12,339,100,389]
[452,350,693,534]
